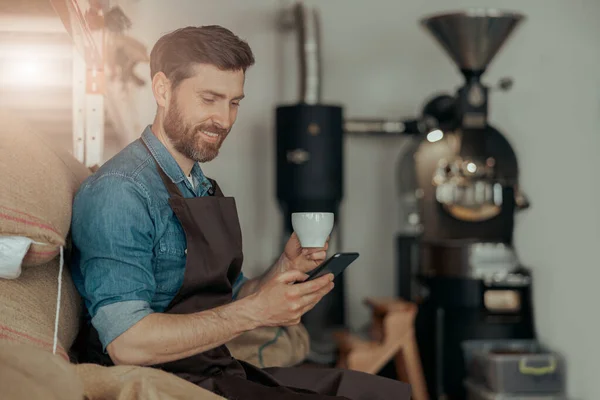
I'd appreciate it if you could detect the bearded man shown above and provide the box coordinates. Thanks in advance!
[71,25,411,400]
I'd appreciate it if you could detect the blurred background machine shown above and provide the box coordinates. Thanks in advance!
[275,3,346,364]
[398,11,536,400]
[275,2,431,364]
[276,3,535,398]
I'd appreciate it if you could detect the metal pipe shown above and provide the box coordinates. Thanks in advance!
[293,2,321,104]
[344,118,425,136]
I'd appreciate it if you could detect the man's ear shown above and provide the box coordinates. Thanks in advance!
[151,71,170,108]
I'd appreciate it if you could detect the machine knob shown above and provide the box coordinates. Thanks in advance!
[287,149,311,164]
[496,77,514,92]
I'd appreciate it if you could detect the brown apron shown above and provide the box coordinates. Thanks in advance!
[76,146,411,400]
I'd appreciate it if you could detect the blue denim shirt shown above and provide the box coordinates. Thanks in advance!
[70,126,247,350]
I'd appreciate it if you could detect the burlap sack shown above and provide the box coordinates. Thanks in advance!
[0,109,90,266]
[0,256,82,361]
[0,341,84,400]
[227,324,310,368]
[76,363,225,400]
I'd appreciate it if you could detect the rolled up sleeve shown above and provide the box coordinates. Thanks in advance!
[92,301,153,349]
[71,174,157,350]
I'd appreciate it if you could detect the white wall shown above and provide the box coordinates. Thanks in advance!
[120,1,600,398]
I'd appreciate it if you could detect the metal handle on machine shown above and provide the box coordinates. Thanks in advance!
[514,188,530,211]
[519,357,557,375]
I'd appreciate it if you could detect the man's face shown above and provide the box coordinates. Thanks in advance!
[163,64,245,163]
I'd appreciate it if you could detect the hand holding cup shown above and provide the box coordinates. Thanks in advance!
[291,212,334,248]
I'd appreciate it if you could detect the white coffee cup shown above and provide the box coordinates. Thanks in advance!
[291,212,334,248]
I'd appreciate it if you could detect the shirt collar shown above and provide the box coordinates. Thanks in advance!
[141,126,211,196]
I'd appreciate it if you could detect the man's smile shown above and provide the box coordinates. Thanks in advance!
[200,130,220,143]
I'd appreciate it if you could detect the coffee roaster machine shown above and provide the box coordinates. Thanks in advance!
[275,4,536,397]
[395,12,537,400]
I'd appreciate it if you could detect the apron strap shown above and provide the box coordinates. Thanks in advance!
[156,163,185,199]
[141,140,184,199]
[207,178,222,197]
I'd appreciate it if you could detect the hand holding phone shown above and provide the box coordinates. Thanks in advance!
[302,252,359,283]
[250,268,332,327]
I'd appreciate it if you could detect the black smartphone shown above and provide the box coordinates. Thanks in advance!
[303,252,360,282]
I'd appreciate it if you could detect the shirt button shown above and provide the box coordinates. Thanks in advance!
[184,248,188,255]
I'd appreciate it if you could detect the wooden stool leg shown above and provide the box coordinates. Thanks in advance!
[334,298,429,400]
[394,349,410,383]
[400,334,429,400]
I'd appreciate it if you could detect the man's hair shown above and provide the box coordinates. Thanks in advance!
[150,25,255,89]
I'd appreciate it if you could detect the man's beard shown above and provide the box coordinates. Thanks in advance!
[163,98,229,163]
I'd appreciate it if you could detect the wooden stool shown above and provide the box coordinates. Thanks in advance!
[335,297,429,400]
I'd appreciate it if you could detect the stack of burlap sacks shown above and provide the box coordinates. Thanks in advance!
[0,110,309,399]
